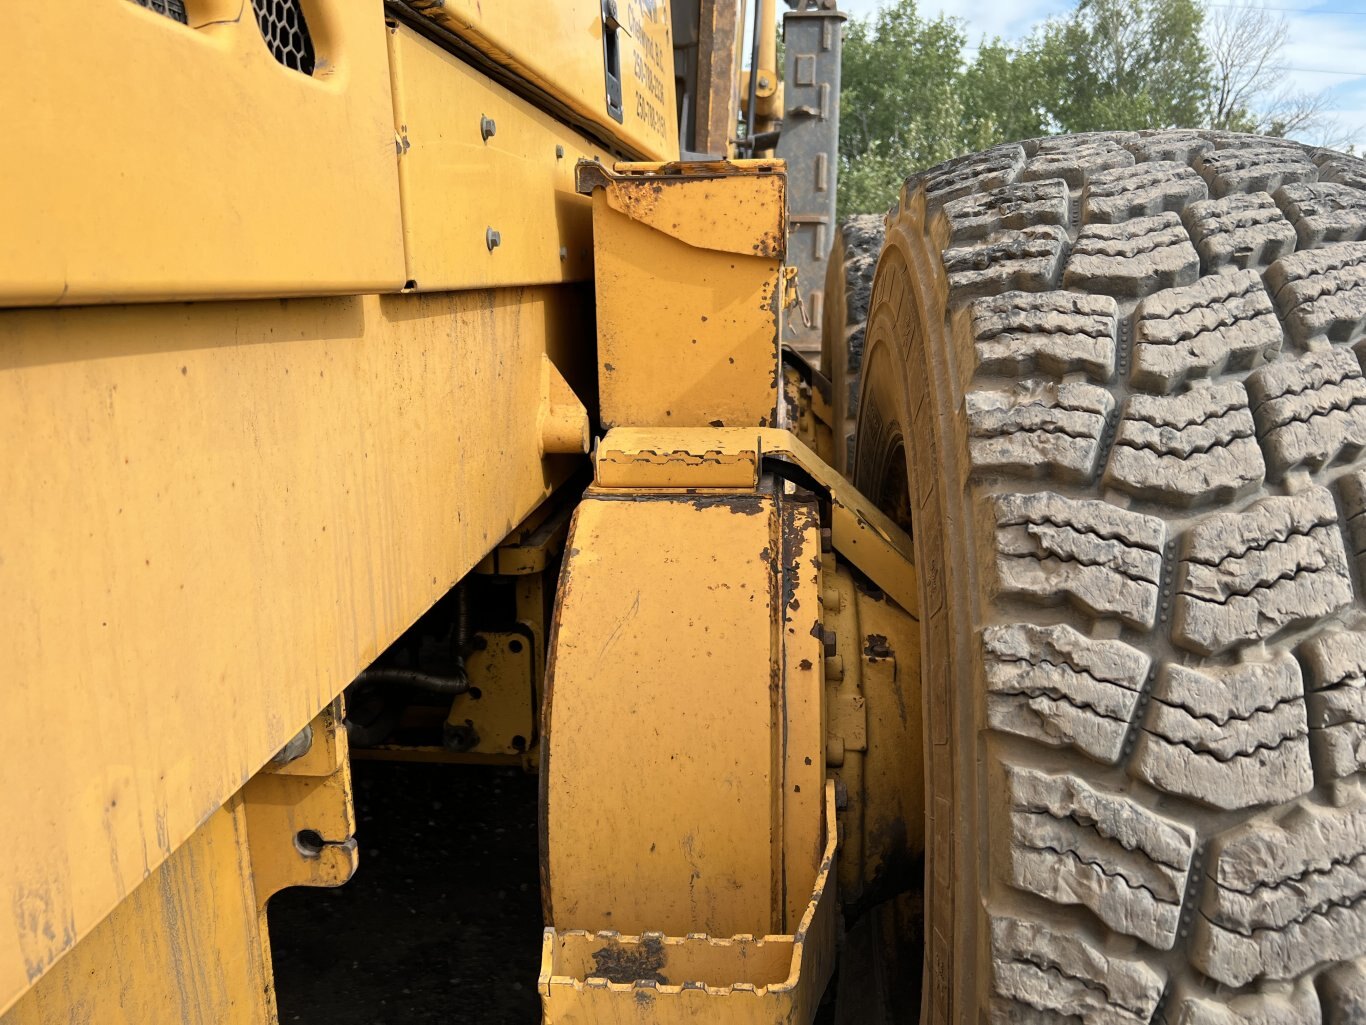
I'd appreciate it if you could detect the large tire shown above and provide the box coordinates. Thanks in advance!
[854,131,1366,1025]
[822,214,885,476]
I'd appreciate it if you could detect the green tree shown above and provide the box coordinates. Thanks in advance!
[1047,0,1210,132]
[837,0,972,216]
[960,36,1055,148]
[834,0,1218,215]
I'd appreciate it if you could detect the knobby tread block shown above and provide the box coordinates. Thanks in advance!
[1318,958,1366,1025]
[1299,628,1366,783]
[1022,137,1136,189]
[1103,381,1265,507]
[834,214,884,388]
[989,914,1165,1025]
[993,491,1166,629]
[1082,160,1208,224]
[968,380,1114,482]
[1129,653,1311,810]
[912,144,1026,211]
[1275,182,1366,250]
[942,179,1070,244]
[1340,466,1366,568]
[1182,192,1297,274]
[944,225,1069,304]
[1004,765,1196,949]
[1318,153,1366,191]
[1168,978,1321,1025]
[1064,213,1200,298]
[1130,269,1282,391]
[983,623,1149,764]
[1264,241,1366,347]
[964,290,1118,382]
[1172,486,1352,655]
[1247,348,1366,477]
[1196,793,1366,986]
[1197,145,1319,199]
[1126,131,1214,165]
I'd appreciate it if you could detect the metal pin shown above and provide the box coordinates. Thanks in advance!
[486,227,501,251]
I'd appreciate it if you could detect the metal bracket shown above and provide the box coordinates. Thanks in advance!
[243,700,358,909]
[593,426,918,616]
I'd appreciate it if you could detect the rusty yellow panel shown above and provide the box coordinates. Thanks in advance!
[543,488,823,939]
[387,24,611,290]
[2,798,271,1025]
[580,162,787,428]
[445,633,537,756]
[594,430,760,489]
[244,703,358,909]
[0,286,591,1013]
[592,427,918,616]
[395,0,678,161]
[539,784,839,1025]
[0,3,405,307]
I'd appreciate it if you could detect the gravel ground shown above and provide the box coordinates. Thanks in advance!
[269,760,542,1025]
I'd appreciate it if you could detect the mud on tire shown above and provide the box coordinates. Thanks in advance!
[852,131,1366,1024]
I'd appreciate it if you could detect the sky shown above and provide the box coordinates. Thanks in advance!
[836,0,1366,153]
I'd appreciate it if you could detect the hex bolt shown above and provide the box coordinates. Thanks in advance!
[820,527,833,552]
[486,227,501,251]
[559,246,568,261]
[822,626,837,658]
[555,144,565,159]
[480,115,496,142]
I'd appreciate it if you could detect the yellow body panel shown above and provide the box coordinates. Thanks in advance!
[544,492,823,937]
[539,785,838,1024]
[3,705,355,1025]
[0,2,405,306]
[579,162,787,428]
[2,798,271,1025]
[0,286,591,1013]
[595,427,918,615]
[397,0,678,161]
[387,25,611,290]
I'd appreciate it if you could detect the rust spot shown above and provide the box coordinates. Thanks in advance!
[709,419,724,427]
[590,935,666,985]
[864,633,892,660]
[799,658,812,671]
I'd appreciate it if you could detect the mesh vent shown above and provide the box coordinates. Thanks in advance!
[249,0,316,75]
[130,0,189,24]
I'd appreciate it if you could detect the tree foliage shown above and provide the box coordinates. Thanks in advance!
[1047,0,1209,133]
[835,0,1345,216]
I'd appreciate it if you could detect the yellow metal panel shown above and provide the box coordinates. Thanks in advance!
[243,703,358,908]
[0,3,405,307]
[539,784,839,1024]
[446,633,538,756]
[543,487,823,938]
[387,25,611,290]
[546,497,782,937]
[580,163,787,428]
[2,798,271,1025]
[594,427,918,615]
[0,286,591,1014]
[397,0,678,161]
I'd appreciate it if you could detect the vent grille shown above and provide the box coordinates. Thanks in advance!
[130,0,188,24]
[249,0,317,75]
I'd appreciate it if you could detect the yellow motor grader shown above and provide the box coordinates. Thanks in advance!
[4,2,1366,1024]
